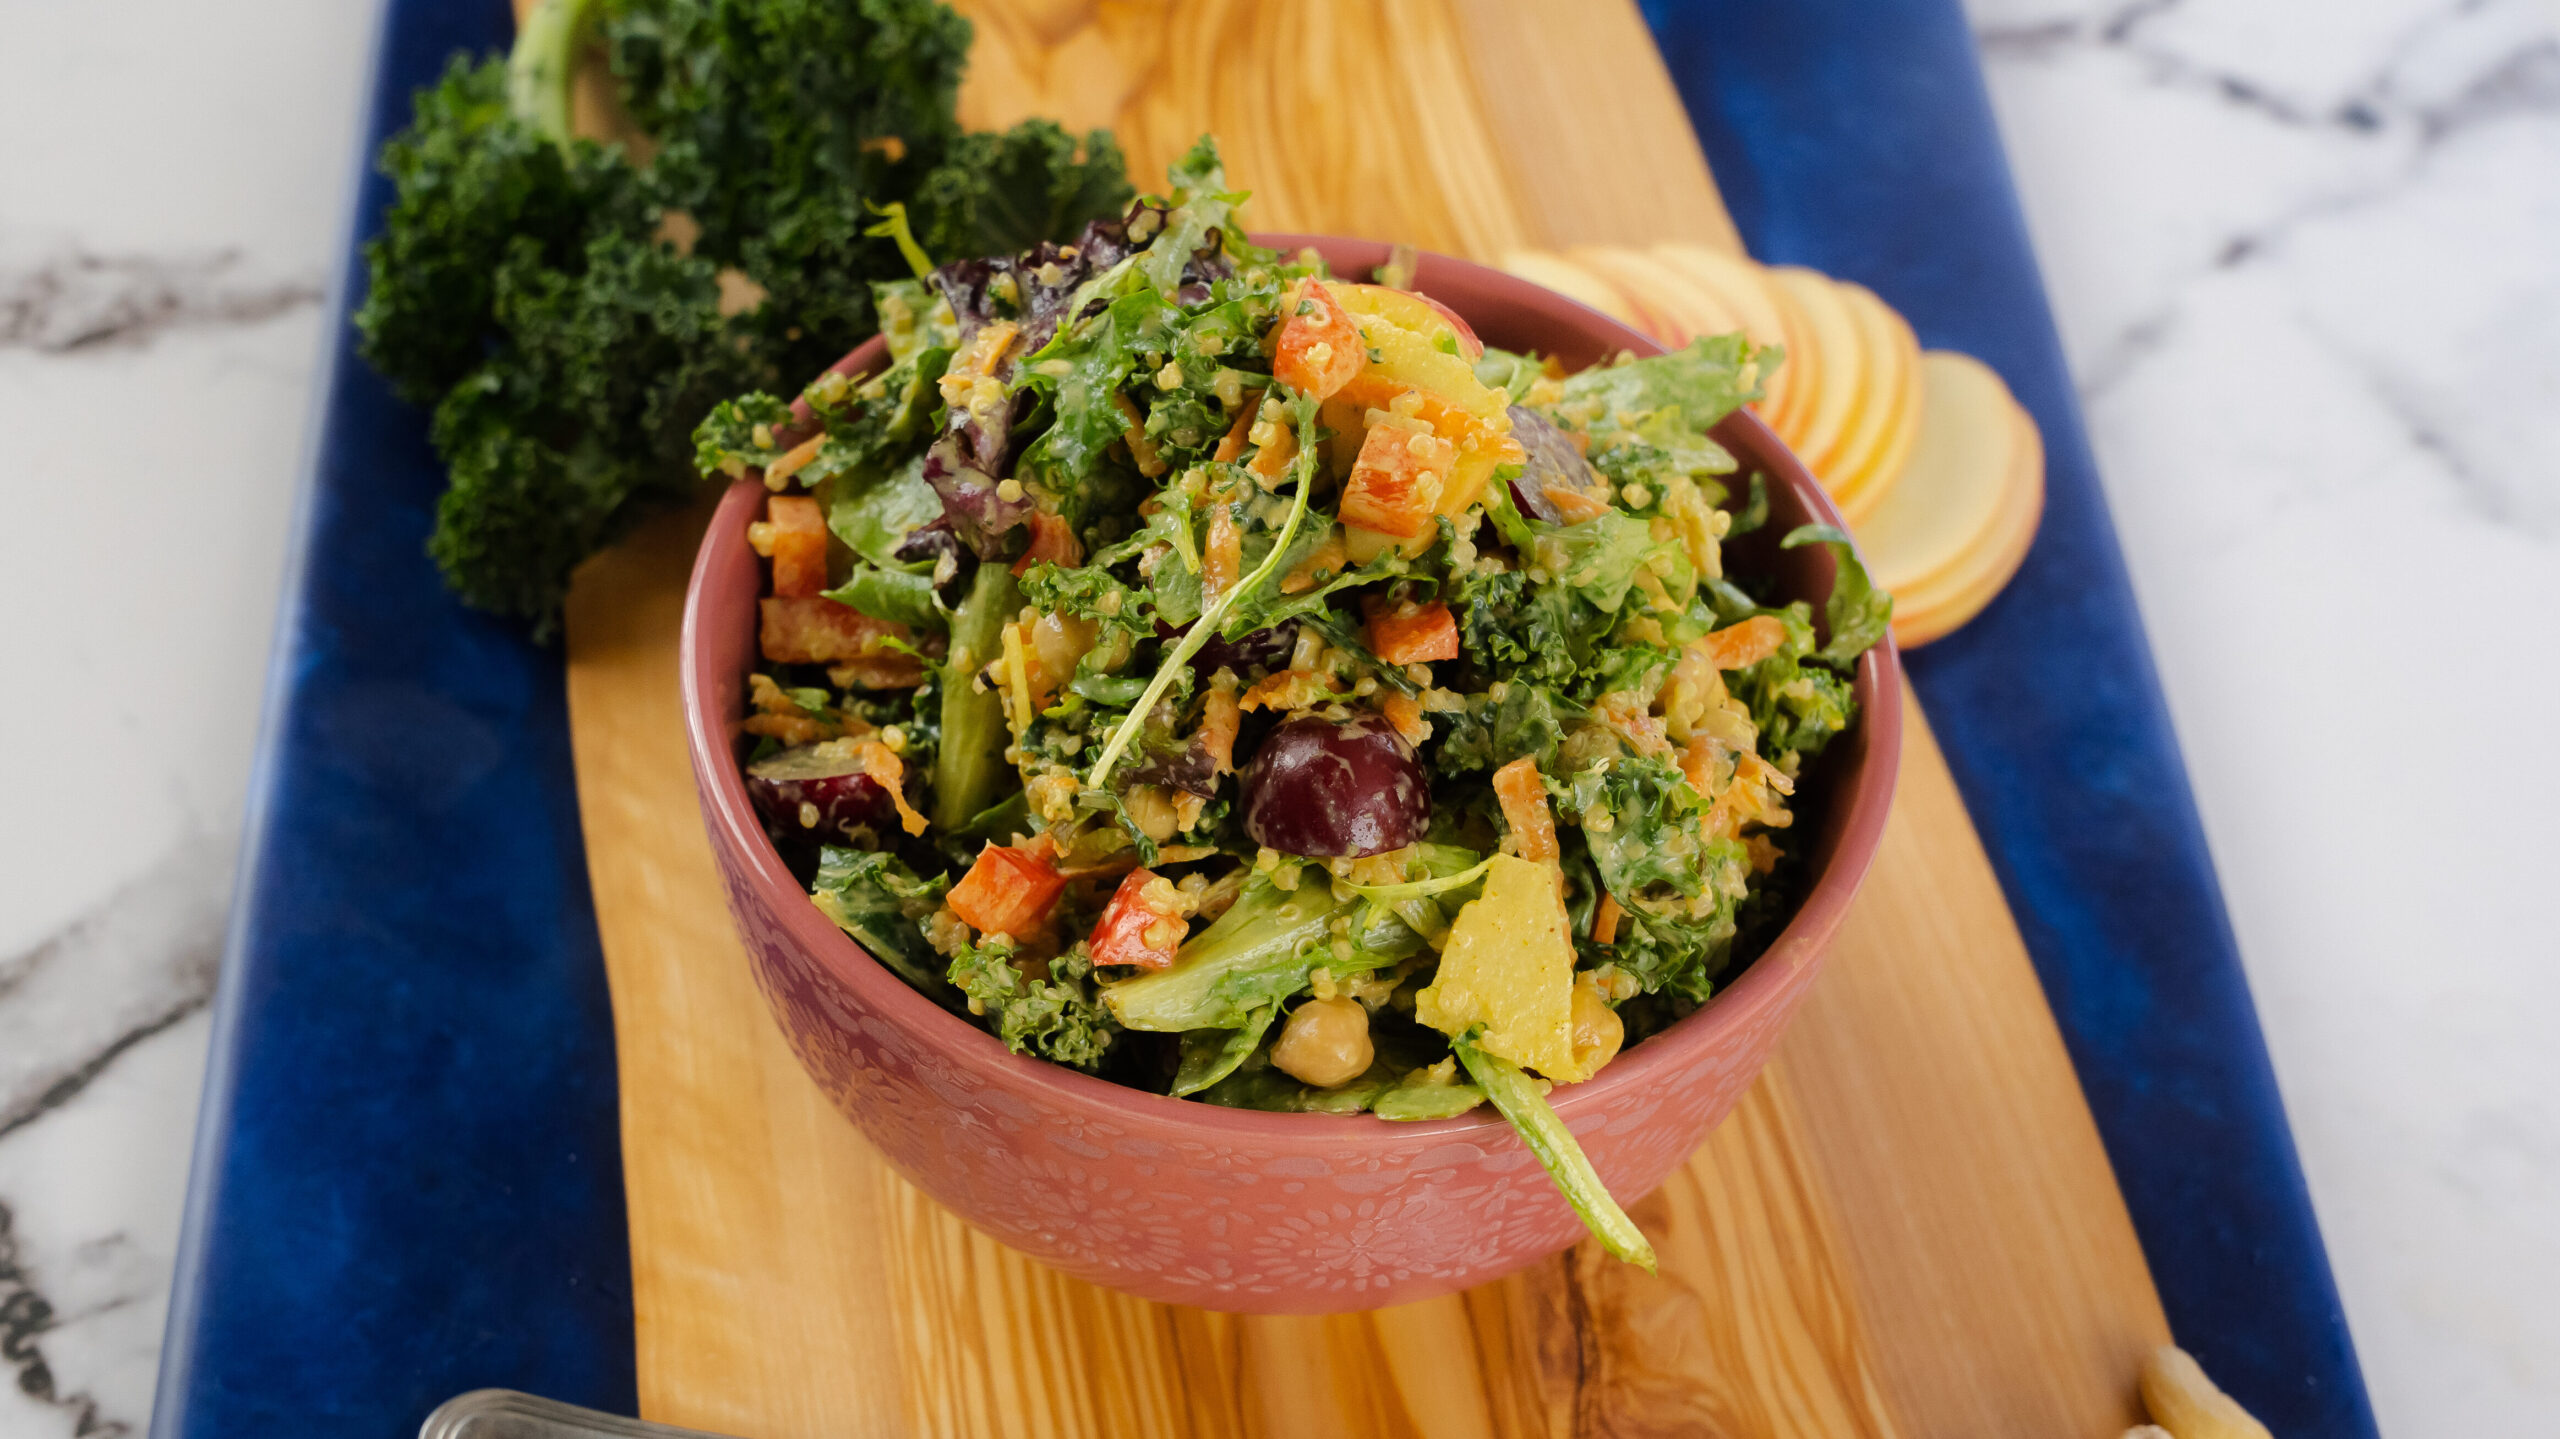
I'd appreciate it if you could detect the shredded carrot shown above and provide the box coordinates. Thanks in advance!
[1114,392,1167,477]
[1197,685,1242,772]
[740,711,832,746]
[1543,485,1615,524]
[1011,511,1084,575]
[1592,892,1624,945]
[1203,504,1241,603]
[1701,614,1788,670]
[742,676,847,745]
[1380,690,1429,746]
[854,742,929,836]
[763,432,826,488]
[955,319,1019,377]
[1703,753,1793,841]
[1211,390,1267,462]
[1491,756,1559,862]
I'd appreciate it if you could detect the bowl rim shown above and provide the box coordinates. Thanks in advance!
[680,234,1904,1145]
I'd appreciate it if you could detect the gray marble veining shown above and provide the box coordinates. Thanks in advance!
[0,1,373,1432]
[0,840,228,1144]
[1975,2,2560,1433]
[0,243,322,354]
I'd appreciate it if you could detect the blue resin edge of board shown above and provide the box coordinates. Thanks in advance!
[150,2,637,1435]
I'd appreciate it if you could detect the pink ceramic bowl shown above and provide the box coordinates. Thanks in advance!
[681,236,1903,1312]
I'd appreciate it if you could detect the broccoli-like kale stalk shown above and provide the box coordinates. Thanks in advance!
[507,0,602,149]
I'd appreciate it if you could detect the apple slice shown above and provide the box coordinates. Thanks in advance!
[1890,403,2043,647]
[1749,261,1824,452]
[1500,250,1644,329]
[1947,386,2045,611]
[1331,281,1484,361]
[1765,267,1868,489]
[1827,280,1923,526]
[1569,245,1743,345]
[1854,292,1926,526]
[1872,358,2045,647]
[1650,244,1788,348]
[1558,246,1698,350]
[1860,351,2023,594]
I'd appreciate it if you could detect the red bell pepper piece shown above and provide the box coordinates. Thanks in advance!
[1271,278,1364,400]
[1087,868,1188,970]
[1363,597,1459,665]
[947,842,1068,941]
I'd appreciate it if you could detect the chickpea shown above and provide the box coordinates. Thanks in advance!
[1569,984,1626,1077]
[1121,783,1181,841]
[1030,611,1096,681]
[1271,997,1374,1088]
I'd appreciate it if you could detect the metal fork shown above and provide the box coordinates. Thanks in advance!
[421,1390,741,1439]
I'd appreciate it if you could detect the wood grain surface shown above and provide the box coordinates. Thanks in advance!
[557,1,2172,1433]
[952,0,1744,260]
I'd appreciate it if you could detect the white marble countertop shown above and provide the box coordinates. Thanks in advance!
[0,0,2550,1434]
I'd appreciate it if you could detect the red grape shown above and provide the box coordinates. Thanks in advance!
[1239,715,1431,857]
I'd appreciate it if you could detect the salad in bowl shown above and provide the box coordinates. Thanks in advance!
[690,141,1890,1268]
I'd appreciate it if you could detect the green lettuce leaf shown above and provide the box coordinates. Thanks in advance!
[822,564,942,631]
[811,847,950,995]
[1172,1004,1279,1097]
[1554,333,1765,440]
[1534,510,1660,613]
[1779,523,1893,668]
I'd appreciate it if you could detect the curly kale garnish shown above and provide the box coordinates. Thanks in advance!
[915,121,1140,264]
[948,938,1116,1071]
[357,0,1134,636]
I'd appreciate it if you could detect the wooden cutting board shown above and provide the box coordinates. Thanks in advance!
[558,2,2172,1434]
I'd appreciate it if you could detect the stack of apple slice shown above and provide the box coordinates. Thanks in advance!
[1498,245,2043,648]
